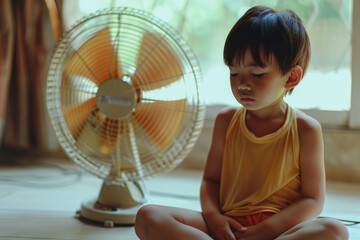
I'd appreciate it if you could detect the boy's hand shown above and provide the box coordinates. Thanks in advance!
[204,212,247,240]
[233,223,272,240]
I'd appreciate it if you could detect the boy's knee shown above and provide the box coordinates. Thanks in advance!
[317,218,349,240]
[135,205,159,239]
[135,204,166,227]
[136,205,153,218]
[136,204,156,224]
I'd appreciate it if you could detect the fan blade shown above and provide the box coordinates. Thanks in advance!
[132,32,183,91]
[62,98,97,138]
[84,117,120,156]
[63,28,122,86]
[62,75,98,94]
[74,115,104,156]
[69,109,125,157]
[75,113,123,156]
[100,117,122,149]
[133,99,186,150]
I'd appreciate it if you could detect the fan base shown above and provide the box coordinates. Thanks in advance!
[78,199,147,226]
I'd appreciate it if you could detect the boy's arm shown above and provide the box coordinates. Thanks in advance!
[236,113,326,240]
[200,108,246,240]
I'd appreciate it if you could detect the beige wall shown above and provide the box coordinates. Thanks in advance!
[324,129,360,182]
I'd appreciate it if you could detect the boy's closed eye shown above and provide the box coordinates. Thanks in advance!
[252,73,264,78]
[230,72,265,78]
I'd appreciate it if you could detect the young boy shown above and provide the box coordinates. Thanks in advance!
[134,5,349,240]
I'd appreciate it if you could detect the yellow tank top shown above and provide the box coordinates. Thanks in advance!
[219,106,302,217]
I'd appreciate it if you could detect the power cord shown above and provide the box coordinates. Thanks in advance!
[0,160,84,188]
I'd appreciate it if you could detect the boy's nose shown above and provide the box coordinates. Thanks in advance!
[238,79,252,91]
[237,77,252,91]
[238,85,251,91]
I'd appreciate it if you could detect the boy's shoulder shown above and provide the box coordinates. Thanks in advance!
[213,107,239,130]
[295,110,322,135]
[217,107,238,120]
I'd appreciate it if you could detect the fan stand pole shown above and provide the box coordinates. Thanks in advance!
[78,180,148,227]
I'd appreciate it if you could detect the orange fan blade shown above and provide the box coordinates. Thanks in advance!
[75,117,103,156]
[62,98,97,138]
[132,99,186,150]
[81,117,122,156]
[75,113,122,156]
[63,28,122,86]
[132,32,183,91]
[99,118,122,148]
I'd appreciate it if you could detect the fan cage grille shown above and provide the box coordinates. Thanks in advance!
[46,7,205,183]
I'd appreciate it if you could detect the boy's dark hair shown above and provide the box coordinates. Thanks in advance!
[223,6,311,94]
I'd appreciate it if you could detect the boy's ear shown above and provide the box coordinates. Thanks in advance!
[285,65,302,90]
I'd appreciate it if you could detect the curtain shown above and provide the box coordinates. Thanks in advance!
[0,0,63,151]
[0,0,14,147]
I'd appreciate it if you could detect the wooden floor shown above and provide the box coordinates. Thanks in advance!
[0,157,359,240]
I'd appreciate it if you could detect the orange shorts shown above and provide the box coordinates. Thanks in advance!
[231,212,275,226]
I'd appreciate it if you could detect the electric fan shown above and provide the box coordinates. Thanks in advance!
[46,7,204,226]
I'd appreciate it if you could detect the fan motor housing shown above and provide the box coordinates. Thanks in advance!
[96,78,137,119]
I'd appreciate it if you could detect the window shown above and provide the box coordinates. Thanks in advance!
[62,0,359,128]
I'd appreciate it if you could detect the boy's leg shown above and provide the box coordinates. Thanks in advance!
[276,218,349,240]
[134,204,211,240]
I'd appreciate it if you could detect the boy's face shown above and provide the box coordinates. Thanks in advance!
[228,48,290,111]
